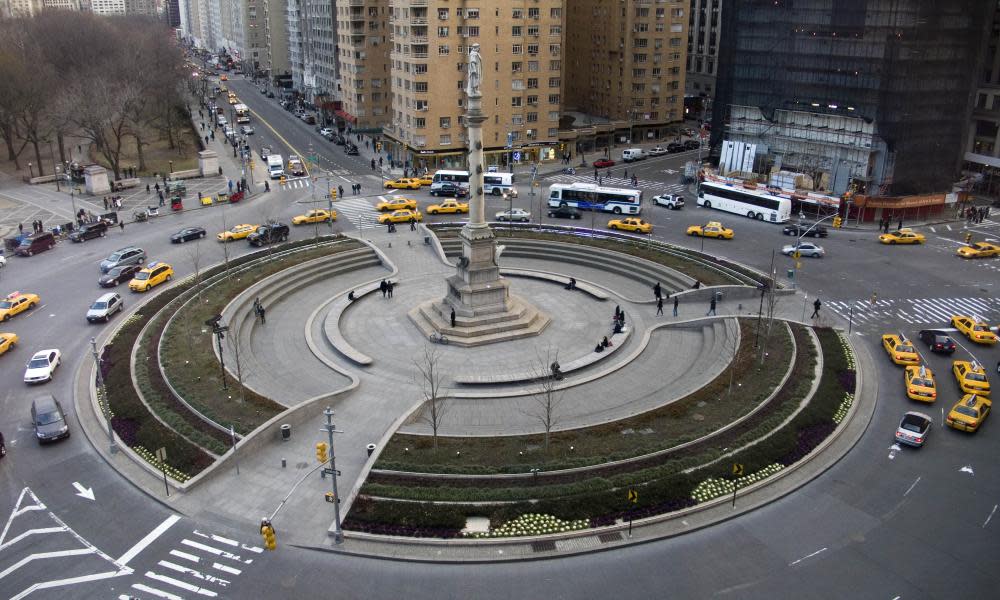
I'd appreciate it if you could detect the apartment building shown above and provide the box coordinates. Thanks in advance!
[379,1,566,171]
[564,0,687,148]
[90,0,125,15]
[335,0,390,132]
[963,0,1000,196]
[685,0,720,119]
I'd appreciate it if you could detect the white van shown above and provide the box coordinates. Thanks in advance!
[267,154,284,179]
[622,148,646,162]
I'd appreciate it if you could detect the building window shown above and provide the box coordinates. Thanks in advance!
[466,26,479,37]
[512,61,522,73]
[512,114,523,125]
[527,78,538,89]
[438,45,449,55]
[548,128,558,138]
[415,64,427,74]
[548,94,560,104]
[527,25,539,36]
[440,134,452,145]
[513,79,525,90]
[511,97,522,107]
[440,117,451,128]
[548,77,560,88]
[527,95,538,106]
[548,44,560,56]
[549,25,561,36]
[415,82,428,92]
[512,26,523,36]
[526,112,538,123]
[550,8,561,18]
[415,117,426,128]
[437,8,448,20]
[466,8,478,19]
[512,44,523,54]
[437,27,449,37]
[548,111,559,121]
[512,8,522,19]
[416,100,428,110]
[528,61,539,72]
[527,7,539,19]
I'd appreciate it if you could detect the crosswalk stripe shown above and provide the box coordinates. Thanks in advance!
[169,549,200,563]
[158,560,230,587]
[131,583,183,600]
[145,571,218,596]
[212,562,241,575]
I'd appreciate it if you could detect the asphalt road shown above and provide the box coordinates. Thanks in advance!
[0,72,996,598]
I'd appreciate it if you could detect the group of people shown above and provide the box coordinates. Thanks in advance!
[19,220,46,235]
[964,205,991,224]
[252,298,267,324]
[652,282,680,317]
[877,217,903,234]
[592,169,639,187]
[385,221,416,233]
[102,196,123,211]
[379,279,395,298]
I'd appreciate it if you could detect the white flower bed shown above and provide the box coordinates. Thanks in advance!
[691,463,785,503]
[832,393,853,424]
[836,331,856,371]
[134,445,191,483]
[464,513,589,538]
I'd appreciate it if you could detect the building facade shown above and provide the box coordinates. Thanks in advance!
[90,0,125,15]
[963,0,1000,196]
[685,0,720,120]
[335,0,389,132]
[712,0,992,196]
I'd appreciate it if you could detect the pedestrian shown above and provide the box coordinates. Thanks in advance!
[870,291,878,309]
[614,305,621,321]
[656,297,663,316]
[146,183,150,193]
[18,222,23,234]
[258,304,266,324]
[253,297,260,314]
[371,158,376,170]
[653,281,662,300]
[673,295,679,317]
[594,169,598,180]
[883,220,890,234]
[338,185,344,198]
[210,130,215,141]
[598,176,603,186]
[897,219,903,230]
[623,168,627,180]
[205,135,209,145]
[387,281,394,298]
[410,221,416,231]
[380,279,388,298]
[707,296,717,316]
[154,182,160,192]
[158,191,165,206]
[103,197,109,210]
[632,175,638,186]
[450,308,456,328]
[119,221,125,232]
[811,298,821,319]
[379,156,383,167]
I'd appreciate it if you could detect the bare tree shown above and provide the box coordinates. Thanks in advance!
[757,276,782,366]
[184,236,205,302]
[0,24,32,167]
[520,350,564,452]
[414,346,447,449]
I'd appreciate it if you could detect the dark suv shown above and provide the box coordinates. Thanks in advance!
[247,222,289,246]
[918,330,957,354]
[782,223,829,238]
[70,221,108,242]
[547,205,582,220]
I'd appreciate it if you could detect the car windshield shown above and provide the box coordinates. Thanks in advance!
[898,345,914,353]
[91,302,108,310]
[134,272,150,280]
[912,378,933,387]
[107,267,124,277]
[967,373,987,382]
[901,422,923,433]
[108,253,122,261]
[28,357,50,368]
[954,406,979,418]
[972,325,988,332]
[36,409,62,425]
[0,301,12,309]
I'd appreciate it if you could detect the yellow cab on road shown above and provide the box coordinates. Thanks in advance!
[415,174,434,186]
[951,314,998,345]
[608,217,652,234]
[945,394,991,432]
[0,291,40,322]
[952,360,991,396]
[878,228,925,245]
[292,209,336,225]
[383,178,422,190]
[0,332,18,356]
[881,333,920,365]
[378,209,423,224]
[376,197,418,211]
[904,365,937,402]
[129,262,174,293]
[956,242,1000,259]
[427,199,469,215]
[217,224,259,242]
[687,221,734,239]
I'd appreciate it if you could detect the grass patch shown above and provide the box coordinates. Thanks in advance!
[375,318,793,474]
[432,225,758,287]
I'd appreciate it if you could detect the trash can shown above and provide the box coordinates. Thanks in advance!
[714,291,723,302]
[280,424,291,441]
[424,235,431,245]
[787,269,794,279]
[366,443,376,457]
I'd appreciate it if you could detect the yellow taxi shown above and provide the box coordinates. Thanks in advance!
[129,262,174,293]
[878,228,925,244]
[945,394,991,432]
[951,314,998,345]
[376,197,418,211]
[881,334,919,365]
[378,209,423,224]
[686,221,734,239]
[228,95,238,105]
[904,365,936,402]
[956,242,1000,259]
[608,217,653,234]
[952,360,991,396]
[0,332,18,356]
[415,175,434,186]
[217,224,260,242]
[0,291,40,322]
[220,74,228,81]
[292,209,337,225]
[383,178,422,190]
[426,199,469,215]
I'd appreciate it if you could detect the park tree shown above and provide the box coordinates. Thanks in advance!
[414,347,448,449]
[521,350,565,453]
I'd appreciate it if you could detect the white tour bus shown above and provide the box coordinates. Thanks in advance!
[483,172,515,195]
[547,182,643,215]
[430,169,471,193]
[697,182,791,223]
[234,104,250,124]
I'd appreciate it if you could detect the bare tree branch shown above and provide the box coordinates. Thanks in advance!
[520,349,564,452]
[413,346,447,448]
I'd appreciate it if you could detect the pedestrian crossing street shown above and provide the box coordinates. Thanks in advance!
[546,173,688,196]
[825,296,1000,328]
[122,528,262,599]
[335,196,382,229]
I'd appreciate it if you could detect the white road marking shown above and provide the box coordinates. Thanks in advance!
[929,226,936,233]
[212,562,242,575]
[170,548,201,563]
[158,560,230,587]
[959,465,975,476]
[131,583,184,600]
[903,476,921,496]
[946,224,953,231]
[0,527,67,551]
[72,482,95,501]
[118,514,182,566]
[146,570,218,596]
[789,547,827,566]
[181,538,255,564]
[10,570,125,600]
[0,549,94,580]
[193,530,239,546]
[984,504,997,528]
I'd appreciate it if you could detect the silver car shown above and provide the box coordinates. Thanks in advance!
[87,292,123,323]
[100,247,146,273]
[895,411,932,448]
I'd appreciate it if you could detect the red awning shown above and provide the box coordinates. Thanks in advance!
[335,109,356,123]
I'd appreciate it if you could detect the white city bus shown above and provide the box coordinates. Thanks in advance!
[483,172,515,195]
[697,182,791,223]
[431,169,471,191]
[234,104,250,124]
[547,182,643,215]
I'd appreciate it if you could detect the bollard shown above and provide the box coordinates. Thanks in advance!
[366,443,377,457]
[281,458,286,468]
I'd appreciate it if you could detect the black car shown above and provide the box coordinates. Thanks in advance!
[99,264,142,287]
[667,142,684,153]
[345,144,359,156]
[333,134,346,145]
[248,222,289,246]
[918,330,957,354]
[69,221,108,242]
[31,394,70,444]
[432,182,469,198]
[171,227,207,243]
[683,140,700,150]
[782,223,829,238]
[548,205,582,220]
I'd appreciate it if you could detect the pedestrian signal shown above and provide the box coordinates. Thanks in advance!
[832,216,842,228]
[316,442,329,464]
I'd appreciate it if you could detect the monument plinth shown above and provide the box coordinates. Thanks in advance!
[409,44,549,346]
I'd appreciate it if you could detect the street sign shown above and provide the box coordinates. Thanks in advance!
[513,151,522,162]
[627,488,638,503]
[156,447,168,462]
[732,463,744,477]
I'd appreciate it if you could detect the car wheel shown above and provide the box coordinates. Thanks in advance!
[547,212,554,217]
[756,213,764,221]
[574,214,581,220]
[100,231,106,237]
[610,224,618,230]
[559,202,568,208]
[166,274,172,281]
[492,189,501,196]
[498,216,506,221]
[613,207,622,214]
[200,232,206,238]
[282,234,288,241]
[27,250,33,256]
[747,211,756,219]
[1,315,7,321]
[890,240,896,245]
[703,201,712,209]
[180,237,185,243]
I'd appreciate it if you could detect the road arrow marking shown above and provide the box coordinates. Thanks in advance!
[73,482,95,501]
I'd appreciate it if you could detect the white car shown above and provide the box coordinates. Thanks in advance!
[0,254,6,268]
[648,146,668,156]
[240,125,254,135]
[319,127,334,137]
[781,242,825,258]
[495,208,531,222]
[652,194,685,209]
[24,349,61,384]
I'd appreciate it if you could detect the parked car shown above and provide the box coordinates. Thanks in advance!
[895,411,932,447]
[783,223,829,238]
[247,222,290,246]
[683,140,700,150]
[652,194,685,209]
[98,264,142,287]
[547,205,582,220]
[100,246,146,273]
[667,142,684,153]
[781,242,825,258]
[318,127,335,138]
[87,292,123,323]
[14,232,56,257]
[171,227,207,243]
[345,144,359,156]
[917,330,957,354]
[496,208,531,222]
[332,134,346,145]
[69,221,108,243]
[31,394,70,443]
[240,125,254,135]
[24,349,60,384]
[648,146,668,156]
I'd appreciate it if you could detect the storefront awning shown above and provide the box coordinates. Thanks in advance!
[855,194,946,209]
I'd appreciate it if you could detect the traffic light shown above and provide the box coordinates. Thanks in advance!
[260,519,277,551]
[965,232,972,244]
[376,142,382,152]
[832,216,842,228]
[330,188,338,199]
[316,442,329,464]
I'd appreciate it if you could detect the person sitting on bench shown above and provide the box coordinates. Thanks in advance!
[347,290,356,302]
[601,336,612,349]
[612,321,623,335]
[564,277,577,290]
[594,342,605,353]
[550,360,563,380]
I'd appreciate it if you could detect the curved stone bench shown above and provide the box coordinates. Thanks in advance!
[452,325,632,385]
[499,268,610,301]
[321,280,394,366]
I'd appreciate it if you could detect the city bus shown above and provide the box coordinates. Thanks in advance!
[234,104,250,124]
[697,182,791,223]
[483,172,514,196]
[430,170,471,192]
[547,182,643,215]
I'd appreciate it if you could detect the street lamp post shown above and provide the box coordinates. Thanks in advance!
[91,337,119,454]
[28,162,33,178]
[321,407,344,544]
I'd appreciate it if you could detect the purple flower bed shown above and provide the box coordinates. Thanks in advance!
[778,422,837,466]
[837,370,856,394]
[342,520,463,538]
